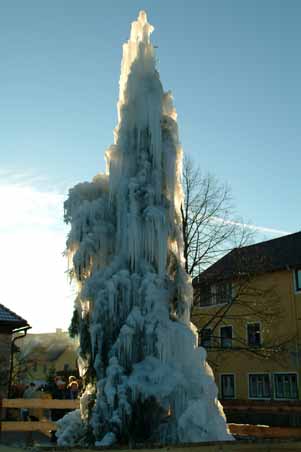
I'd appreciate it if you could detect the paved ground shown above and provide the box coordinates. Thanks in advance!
[1,440,301,451]
[0,430,52,450]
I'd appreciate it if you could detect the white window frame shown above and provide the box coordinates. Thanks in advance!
[220,373,236,400]
[220,325,233,349]
[246,321,262,347]
[248,372,271,400]
[293,269,301,294]
[273,372,299,400]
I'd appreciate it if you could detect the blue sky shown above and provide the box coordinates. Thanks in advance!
[0,1,300,331]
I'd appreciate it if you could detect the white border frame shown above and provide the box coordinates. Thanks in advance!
[247,372,271,400]
[272,371,299,400]
[220,373,236,400]
[220,324,234,349]
[293,269,301,295]
[246,320,263,348]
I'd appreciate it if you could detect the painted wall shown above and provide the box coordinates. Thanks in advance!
[0,332,12,397]
[14,331,78,384]
[192,269,301,401]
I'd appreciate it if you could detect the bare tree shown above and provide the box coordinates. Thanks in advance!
[181,156,252,277]
[193,249,298,367]
[182,158,296,365]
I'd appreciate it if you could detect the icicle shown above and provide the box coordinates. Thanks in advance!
[60,10,233,448]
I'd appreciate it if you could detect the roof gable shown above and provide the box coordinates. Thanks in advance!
[194,231,301,284]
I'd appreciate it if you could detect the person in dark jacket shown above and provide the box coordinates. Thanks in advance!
[66,376,79,400]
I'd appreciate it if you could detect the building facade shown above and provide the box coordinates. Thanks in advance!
[0,304,30,397]
[15,329,78,384]
[192,231,301,402]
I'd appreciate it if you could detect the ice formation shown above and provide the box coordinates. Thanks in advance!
[58,11,232,446]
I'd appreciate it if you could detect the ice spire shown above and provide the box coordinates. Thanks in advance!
[58,11,233,447]
[117,10,155,122]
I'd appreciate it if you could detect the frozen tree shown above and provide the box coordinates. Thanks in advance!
[58,11,233,447]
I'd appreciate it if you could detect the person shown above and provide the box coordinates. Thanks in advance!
[33,385,52,420]
[23,382,37,398]
[21,382,37,421]
[49,376,67,421]
[67,376,79,400]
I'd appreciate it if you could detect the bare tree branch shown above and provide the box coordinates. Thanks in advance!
[181,156,253,277]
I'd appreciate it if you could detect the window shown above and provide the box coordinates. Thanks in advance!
[295,269,301,292]
[249,374,271,399]
[220,326,233,348]
[274,373,298,399]
[200,282,232,306]
[200,328,212,349]
[211,282,232,305]
[200,285,214,306]
[221,374,235,399]
[247,322,261,347]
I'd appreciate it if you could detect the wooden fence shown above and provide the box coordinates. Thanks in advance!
[0,398,79,434]
[2,398,301,439]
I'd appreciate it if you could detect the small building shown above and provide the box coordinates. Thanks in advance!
[0,303,30,397]
[16,329,78,384]
[192,231,301,403]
